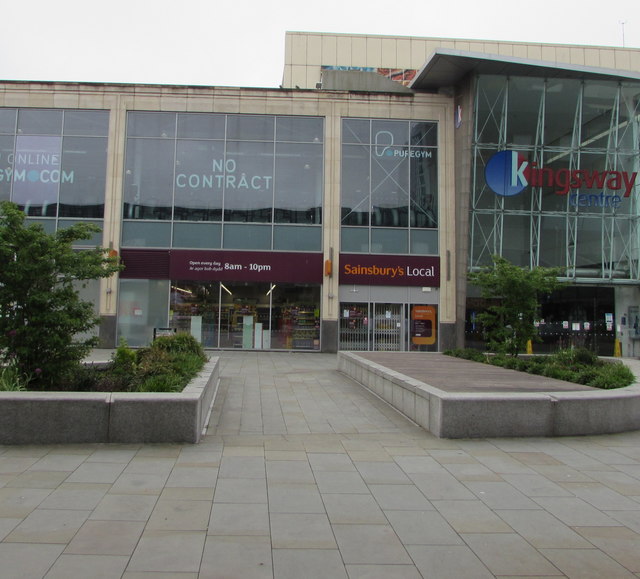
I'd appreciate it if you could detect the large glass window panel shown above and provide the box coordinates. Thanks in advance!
[273,225,321,251]
[342,119,370,144]
[276,117,323,143]
[341,227,369,253]
[470,212,498,268]
[59,136,107,218]
[371,120,409,149]
[411,122,437,147]
[127,112,175,138]
[619,86,640,153]
[63,111,110,136]
[371,228,408,254]
[174,139,225,221]
[123,138,174,219]
[371,147,409,227]
[12,135,61,216]
[223,141,274,223]
[172,222,221,248]
[581,82,618,150]
[121,221,171,247]
[0,109,17,134]
[17,109,63,135]
[0,134,14,200]
[118,279,170,347]
[223,223,271,249]
[410,150,437,227]
[544,79,581,148]
[475,76,506,144]
[226,115,274,141]
[539,216,568,268]
[502,215,530,266]
[410,229,438,255]
[506,77,543,146]
[341,144,370,225]
[575,216,603,270]
[58,220,104,246]
[274,143,323,224]
[177,113,225,139]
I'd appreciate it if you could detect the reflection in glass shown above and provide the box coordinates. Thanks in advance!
[123,139,174,220]
[17,109,63,135]
[59,136,107,218]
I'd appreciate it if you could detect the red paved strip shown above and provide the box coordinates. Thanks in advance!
[353,352,595,393]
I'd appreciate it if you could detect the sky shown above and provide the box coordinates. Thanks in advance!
[1,0,639,88]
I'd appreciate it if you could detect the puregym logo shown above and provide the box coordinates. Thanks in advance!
[485,150,637,208]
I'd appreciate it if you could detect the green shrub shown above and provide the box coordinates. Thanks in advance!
[0,357,29,391]
[443,348,487,363]
[151,333,206,359]
[587,362,635,389]
[445,346,636,390]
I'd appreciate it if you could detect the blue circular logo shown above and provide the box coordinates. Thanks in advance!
[485,150,528,197]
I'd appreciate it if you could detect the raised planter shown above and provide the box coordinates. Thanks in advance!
[0,357,219,445]
[338,352,640,438]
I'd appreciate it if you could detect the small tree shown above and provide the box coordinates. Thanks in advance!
[0,201,121,389]
[468,256,564,356]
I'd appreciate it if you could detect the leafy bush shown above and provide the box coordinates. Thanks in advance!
[444,347,635,390]
[0,357,30,391]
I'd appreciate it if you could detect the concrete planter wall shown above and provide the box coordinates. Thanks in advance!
[0,357,219,445]
[338,352,640,438]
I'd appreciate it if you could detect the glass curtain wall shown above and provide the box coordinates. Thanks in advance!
[122,112,324,251]
[470,76,640,279]
[341,118,438,254]
[0,108,109,230]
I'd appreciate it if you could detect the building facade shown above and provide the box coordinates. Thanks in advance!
[1,32,639,354]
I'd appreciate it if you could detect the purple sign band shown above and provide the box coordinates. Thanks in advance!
[340,254,440,287]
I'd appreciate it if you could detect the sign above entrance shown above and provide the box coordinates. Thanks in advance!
[170,250,323,283]
[339,254,440,287]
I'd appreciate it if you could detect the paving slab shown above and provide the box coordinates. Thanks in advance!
[0,350,639,577]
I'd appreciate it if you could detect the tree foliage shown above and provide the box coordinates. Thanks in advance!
[468,256,565,356]
[0,201,121,389]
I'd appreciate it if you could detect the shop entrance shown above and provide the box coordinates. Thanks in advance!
[170,281,320,350]
[339,302,437,352]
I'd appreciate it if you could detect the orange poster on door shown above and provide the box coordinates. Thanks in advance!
[411,305,437,346]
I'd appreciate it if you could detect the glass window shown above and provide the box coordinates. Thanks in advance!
[342,119,370,144]
[121,221,171,247]
[341,227,369,253]
[177,113,225,140]
[475,76,505,144]
[539,216,567,269]
[226,115,274,141]
[174,139,225,221]
[59,136,107,218]
[273,225,321,251]
[0,109,17,134]
[410,229,438,255]
[274,143,323,224]
[223,141,274,223]
[411,122,437,147]
[276,117,323,143]
[63,111,110,136]
[341,118,438,254]
[223,223,271,249]
[118,279,171,347]
[123,138,174,220]
[544,78,581,148]
[371,228,408,254]
[12,135,61,216]
[17,109,63,135]
[57,219,104,246]
[506,77,543,146]
[127,112,175,138]
[172,222,221,248]
[341,144,370,226]
[0,134,14,201]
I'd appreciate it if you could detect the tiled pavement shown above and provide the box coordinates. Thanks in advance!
[1,351,640,578]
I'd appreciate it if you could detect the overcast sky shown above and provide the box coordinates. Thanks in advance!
[1,0,638,88]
